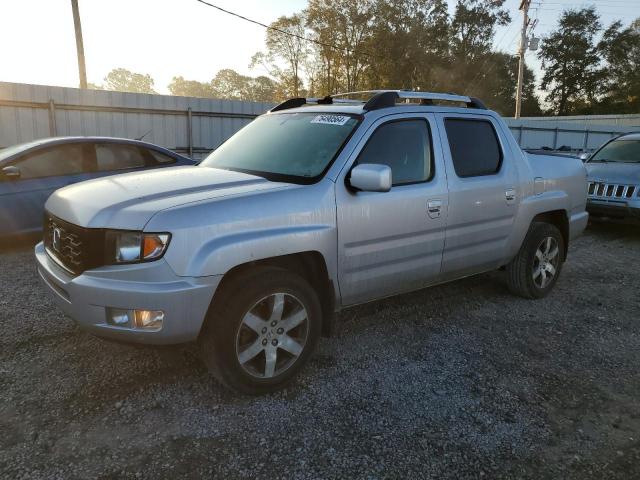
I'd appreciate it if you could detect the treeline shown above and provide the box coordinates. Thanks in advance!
[539,8,640,115]
[91,1,640,117]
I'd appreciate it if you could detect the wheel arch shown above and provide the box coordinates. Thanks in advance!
[203,251,337,339]
[531,209,569,259]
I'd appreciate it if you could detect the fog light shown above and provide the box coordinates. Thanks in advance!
[134,310,164,330]
[107,308,133,327]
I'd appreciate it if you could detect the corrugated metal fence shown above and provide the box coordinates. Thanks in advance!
[0,82,271,160]
[504,118,633,152]
[1,82,637,157]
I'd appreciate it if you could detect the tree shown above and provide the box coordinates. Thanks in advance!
[597,18,640,113]
[103,68,156,94]
[448,0,511,97]
[209,69,250,99]
[168,76,215,98]
[251,14,309,97]
[365,0,450,91]
[538,7,602,115]
[206,69,278,102]
[306,0,376,93]
[470,52,541,115]
[450,0,510,62]
[246,76,278,102]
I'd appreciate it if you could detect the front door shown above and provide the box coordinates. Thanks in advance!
[336,114,448,306]
[0,143,95,237]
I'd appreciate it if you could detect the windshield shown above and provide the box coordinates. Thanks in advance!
[199,112,360,182]
[590,138,640,163]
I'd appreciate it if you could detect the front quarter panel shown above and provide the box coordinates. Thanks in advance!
[145,178,338,282]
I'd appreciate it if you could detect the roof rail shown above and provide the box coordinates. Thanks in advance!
[269,90,487,113]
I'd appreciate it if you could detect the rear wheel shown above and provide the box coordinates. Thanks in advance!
[199,267,322,394]
[506,222,564,299]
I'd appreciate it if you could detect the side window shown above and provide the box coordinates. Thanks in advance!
[146,149,177,165]
[444,118,502,177]
[357,119,432,186]
[96,144,148,172]
[15,144,90,179]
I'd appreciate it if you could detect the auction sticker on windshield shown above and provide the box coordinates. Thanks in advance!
[311,114,351,126]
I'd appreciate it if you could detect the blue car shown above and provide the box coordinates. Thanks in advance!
[0,137,194,239]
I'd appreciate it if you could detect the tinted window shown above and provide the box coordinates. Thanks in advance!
[445,119,502,177]
[199,113,359,181]
[357,120,432,185]
[147,149,177,165]
[14,144,91,179]
[590,139,640,164]
[96,144,147,171]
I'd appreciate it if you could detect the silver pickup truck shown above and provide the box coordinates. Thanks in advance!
[35,90,588,394]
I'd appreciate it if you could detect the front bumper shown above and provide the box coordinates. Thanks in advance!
[587,199,640,224]
[35,242,221,345]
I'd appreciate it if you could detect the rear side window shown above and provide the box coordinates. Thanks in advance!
[357,119,432,186]
[96,144,148,171]
[444,119,502,177]
[14,144,91,179]
[147,149,176,165]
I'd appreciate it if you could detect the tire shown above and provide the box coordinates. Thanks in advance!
[506,222,565,299]
[199,266,322,394]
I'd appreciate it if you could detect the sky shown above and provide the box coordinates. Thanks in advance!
[1,0,639,95]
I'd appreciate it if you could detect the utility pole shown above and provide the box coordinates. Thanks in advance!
[70,0,88,89]
[515,0,531,119]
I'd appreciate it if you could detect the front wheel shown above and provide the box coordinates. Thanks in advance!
[199,267,322,394]
[506,222,565,299]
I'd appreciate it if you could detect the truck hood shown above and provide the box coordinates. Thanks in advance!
[585,162,640,185]
[45,166,293,229]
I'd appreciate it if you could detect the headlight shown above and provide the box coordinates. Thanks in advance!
[106,230,171,264]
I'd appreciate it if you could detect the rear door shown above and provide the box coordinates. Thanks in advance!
[0,143,95,236]
[436,114,520,279]
[336,113,448,306]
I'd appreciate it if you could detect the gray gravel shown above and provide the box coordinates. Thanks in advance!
[1,223,639,479]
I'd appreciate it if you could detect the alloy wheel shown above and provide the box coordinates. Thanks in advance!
[532,236,560,289]
[235,293,309,378]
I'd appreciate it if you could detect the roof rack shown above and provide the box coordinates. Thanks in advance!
[269,90,487,113]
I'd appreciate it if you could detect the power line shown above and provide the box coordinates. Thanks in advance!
[194,0,375,59]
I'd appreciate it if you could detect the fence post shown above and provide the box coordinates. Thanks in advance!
[552,127,558,149]
[582,129,589,151]
[48,99,57,136]
[187,107,193,158]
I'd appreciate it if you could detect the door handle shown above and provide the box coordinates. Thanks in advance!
[427,199,442,219]
[505,188,516,204]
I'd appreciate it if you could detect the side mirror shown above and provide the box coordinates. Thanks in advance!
[579,152,590,162]
[349,163,392,192]
[1,165,21,180]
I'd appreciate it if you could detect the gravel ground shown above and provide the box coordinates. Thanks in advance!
[1,223,639,479]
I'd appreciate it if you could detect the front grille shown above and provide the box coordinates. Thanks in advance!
[588,182,637,200]
[43,213,103,275]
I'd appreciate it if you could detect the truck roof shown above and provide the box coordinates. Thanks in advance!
[268,90,490,117]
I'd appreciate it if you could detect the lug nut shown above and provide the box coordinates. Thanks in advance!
[262,339,267,346]
[271,321,277,327]
[277,328,284,334]
[261,327,267,334]
[271,339,278,346]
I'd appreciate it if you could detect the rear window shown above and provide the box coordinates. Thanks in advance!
[444,119,502,177]
[96,144,148,171]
